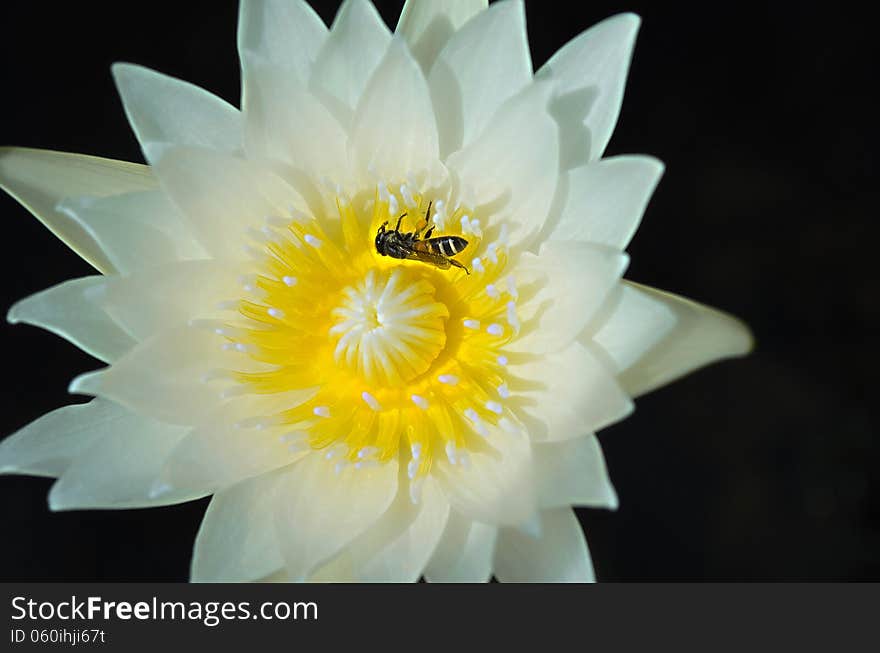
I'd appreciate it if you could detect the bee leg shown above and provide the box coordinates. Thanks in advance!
[449,259,470,275]
[395,213,407,231]
[424,225,435,239]
[378,221,388,233]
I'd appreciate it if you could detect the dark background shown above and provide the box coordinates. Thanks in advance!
[0,1,876,581]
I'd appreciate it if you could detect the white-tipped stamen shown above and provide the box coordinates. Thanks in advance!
[464,408,489,437]
[499,417,521,435]
[463,319,480,330]
[445,440,457,465]
[437,374,459,385]
[361,391,381,411]
[486,284,501,299]
[498,383,511,399]
[268,307,285,319]
[486,400,503,415]
[282,275,297,287]
[378,181,390,202]
[487,323,504,336]
[457,451,471,469]
[472,257,485,273]
[388,194,399,216]
[411,442,423,459]
[304,234,321,248]
[407,458,419,480]
[357,446,379,459]
[335,460,347,475]
[400,184,415,207]
[411,394,429,410]
[487,242,499,264]
[313,406,331,418]
[497,355,509,366]
[506,275,519,299]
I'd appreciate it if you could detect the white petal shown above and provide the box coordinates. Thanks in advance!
[48,406,194,510]
[424,511,497,582]
[433,421,536,527]
[429,0,531,156]
[512,241,628,354]
[238,0,327,90]
[587,281,676,371]
[8,277,135,363]
[533,435,618,509]
[601,281,753,397]
[275,453,398,581]
[151,146,306,259]
[495,508,595,582]
[446,81,557,248]
[537,13,640,162]
[548,156,664,249]
[0,148,155,273]
[396,0,487,73]
[0,399,119,478]
[242,57,349,183]
[191,469,287,582]
[310,0,391,123]
[154,393,312,497]
[511,341,632,441]
[312,475,449,582]
[112,63,241,164]
[55,191,207,276]
[93,260,241,341]
[349,37,439,184]
[68,324,249,425]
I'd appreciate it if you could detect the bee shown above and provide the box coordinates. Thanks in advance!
[375,201,470,274]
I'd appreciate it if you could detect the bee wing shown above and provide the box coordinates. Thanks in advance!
[406,249,451,269]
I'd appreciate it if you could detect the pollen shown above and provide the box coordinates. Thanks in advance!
[214,182,522,481]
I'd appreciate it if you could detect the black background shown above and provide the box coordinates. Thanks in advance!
[0,1,876,581]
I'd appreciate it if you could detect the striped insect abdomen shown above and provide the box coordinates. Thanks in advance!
[426,235,468,257]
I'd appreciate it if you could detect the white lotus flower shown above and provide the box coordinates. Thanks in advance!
[0,0,751,582]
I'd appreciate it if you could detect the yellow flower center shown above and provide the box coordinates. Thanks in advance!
[219,184,520,491]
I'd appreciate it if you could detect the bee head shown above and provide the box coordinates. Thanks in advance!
[375,222,388,255]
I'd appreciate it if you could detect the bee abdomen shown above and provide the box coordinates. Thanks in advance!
[428,236,468,257]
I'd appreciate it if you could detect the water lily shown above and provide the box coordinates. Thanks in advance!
[0,0,751,582]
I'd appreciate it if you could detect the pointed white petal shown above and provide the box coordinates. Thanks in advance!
[48,407,194,510]
[191,469,287,582]
[112,63,241,164]
[512,241,628,354]
[154,393,312,497]
[238,0,327,92]
[429,0,531,156]
[511,341,632,441]
[396,0,487,72]
[601,282,753,397]
[587,281,676,371]
[8,277,135,363]
[0,399,119,478]
[0,148,155,273]
[310,0,391,122]
[349,37,439,184]
[151,146,305,259]
[446,81,557,248]
[495,508,595,582]
[242,57,349,182]
[55,191,207,276]
[433,422,536,527]
[424,511,497,582]
[533,435,618,509]
[537,13,640,162]
[312,475,449,582]
[549,156,664,249]
[93,259,241,341]
[275,453,398,581]
[68,324,250,425]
